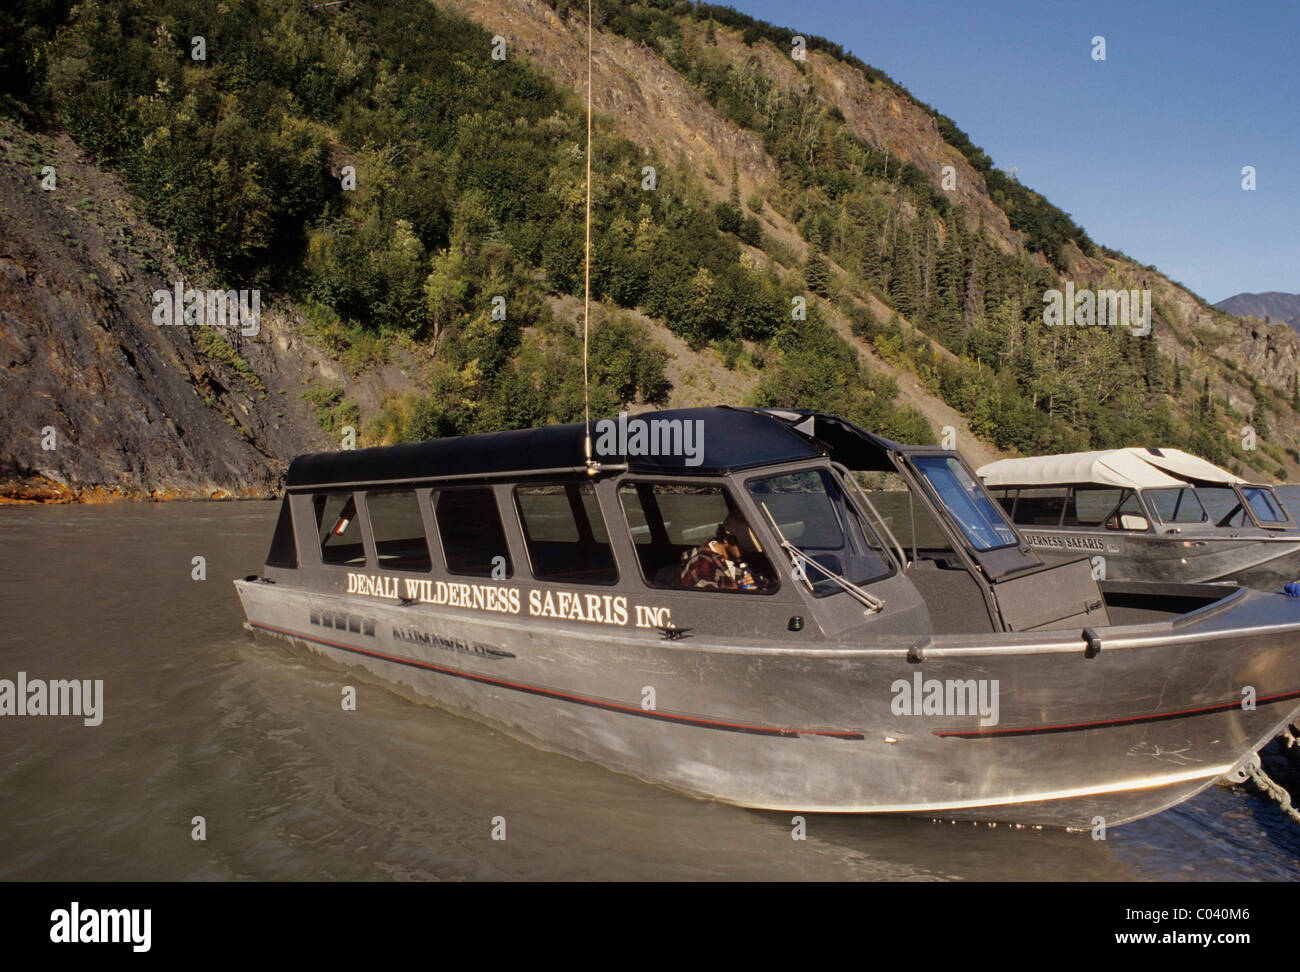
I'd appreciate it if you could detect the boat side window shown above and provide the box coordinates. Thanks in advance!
[748,468,892,595]
[1009,487,1069,526]
[515,483,618,585]
[432,488,512,577]
[988,488,1016,516]
[1145,487,1207,524]
[909,455,1019,551]
[1197,487,1248,527]
[1243,487,1288,524]
[618,482,777,593]
[367,488,432,572]
[314,492,366,567]
[1264,489,1295,523]
[1064,487,1127,527]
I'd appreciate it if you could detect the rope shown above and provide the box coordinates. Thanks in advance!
[1244,758,1300,827]
[581,0,595,473]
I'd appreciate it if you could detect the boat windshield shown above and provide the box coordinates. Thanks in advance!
[910,454,1019,551]
[1242,486,1290,525]
[1196,486,1250,527]
[747,468,892,596]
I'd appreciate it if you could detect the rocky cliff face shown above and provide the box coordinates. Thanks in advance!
[0,120,418,501]
[1226,317,1300,395]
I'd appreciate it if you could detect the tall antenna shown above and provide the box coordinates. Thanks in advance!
[582,0,597,475]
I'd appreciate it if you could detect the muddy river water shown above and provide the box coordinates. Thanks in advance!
[1,500,1297,880]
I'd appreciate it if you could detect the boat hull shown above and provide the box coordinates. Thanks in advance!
[1018,528,1300,589]
[235,579,1300,829]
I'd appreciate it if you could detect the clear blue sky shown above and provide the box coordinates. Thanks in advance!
[724,0,1297,303]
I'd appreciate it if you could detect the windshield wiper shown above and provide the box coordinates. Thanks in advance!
[759,502,885,615]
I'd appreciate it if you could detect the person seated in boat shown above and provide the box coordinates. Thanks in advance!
[679,511,771,592]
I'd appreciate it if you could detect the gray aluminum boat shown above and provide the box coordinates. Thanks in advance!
[979,448,1300,589]
[235,408,1300,829]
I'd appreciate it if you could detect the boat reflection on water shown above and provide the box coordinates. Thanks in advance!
[236,408,1300,829]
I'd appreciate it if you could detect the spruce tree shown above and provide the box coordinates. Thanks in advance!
[804,252,831,297]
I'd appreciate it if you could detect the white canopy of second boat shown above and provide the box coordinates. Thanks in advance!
[977,447,1246,491]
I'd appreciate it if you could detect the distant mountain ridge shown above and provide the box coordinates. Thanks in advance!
[1216,292,1300,330]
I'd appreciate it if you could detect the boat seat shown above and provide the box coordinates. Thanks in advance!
[375,538,432,571]
[444,555,496,576]
[653,563,683,587]
[524,540,618,583]
[638,544,692,587]
[321,541,367,566]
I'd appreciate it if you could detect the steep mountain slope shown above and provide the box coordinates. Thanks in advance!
[441,0,1005,466]
[2,0,1297,500]
[446,0,1300,479]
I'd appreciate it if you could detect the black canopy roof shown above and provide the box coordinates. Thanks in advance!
[285,407,905,489]
[755,409,904,472]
